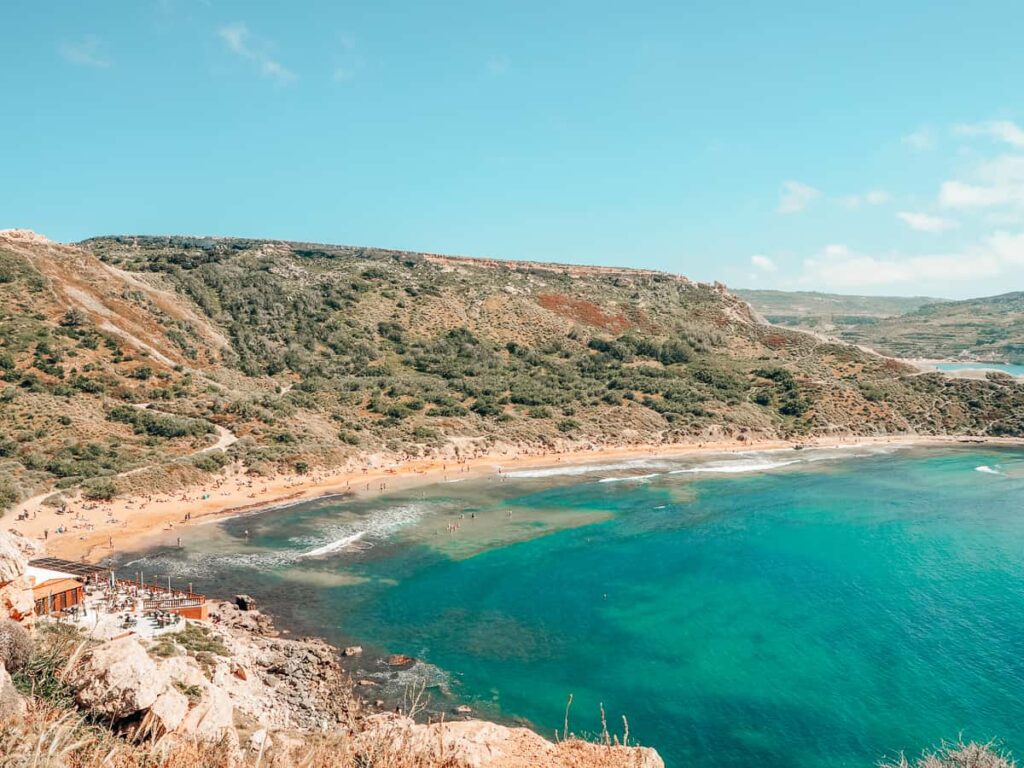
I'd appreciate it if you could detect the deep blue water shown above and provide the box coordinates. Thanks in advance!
[115,445,1024,767]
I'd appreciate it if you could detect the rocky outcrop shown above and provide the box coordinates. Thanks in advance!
[177,682,236,748]
[59,600,663,766]
[0,663,26,719]
[0,531,35,628]
[72,635,170,718]
[234,594,256,611]
[143,687,189,736]
[206,600,353,731]
[358,713,665,768]
[67,602,352,745]
[0,533,27,582]
[0,575,34,629]
[69,634,236,748]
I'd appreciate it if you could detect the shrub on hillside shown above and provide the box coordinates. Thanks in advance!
[0,620,33,672]
[82,477,117,501]
[0,476,18,511]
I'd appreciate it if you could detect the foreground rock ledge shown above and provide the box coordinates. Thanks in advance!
[358,713,665,768]
[53,598,663,767]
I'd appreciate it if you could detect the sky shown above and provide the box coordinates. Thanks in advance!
[3,1,1024,299]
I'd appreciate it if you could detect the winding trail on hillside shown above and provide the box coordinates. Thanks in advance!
[4,405,237,520]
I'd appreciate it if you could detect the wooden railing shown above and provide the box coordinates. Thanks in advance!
[143,596,204,611]
[111,578,205,608]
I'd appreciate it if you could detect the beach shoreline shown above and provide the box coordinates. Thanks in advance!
[6,433,1024,564]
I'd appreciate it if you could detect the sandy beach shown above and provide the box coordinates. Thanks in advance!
[5,433,1021,565]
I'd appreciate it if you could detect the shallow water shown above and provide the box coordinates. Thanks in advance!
[934,362,1024,377]
[113,445,1024,767]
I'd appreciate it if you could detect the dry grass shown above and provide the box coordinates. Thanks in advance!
[0,702,467,768]
[880,740,1015,768]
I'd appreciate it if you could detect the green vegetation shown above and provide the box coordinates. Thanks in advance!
[82,477,118,501]
[11,623,83,708]
[152,622,230,674]
[735,289,945,322]
[1,233,1023,511]
[107,404,213,439]
[739,288,1024,363]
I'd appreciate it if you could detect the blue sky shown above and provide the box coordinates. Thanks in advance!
[3,1,1024,298]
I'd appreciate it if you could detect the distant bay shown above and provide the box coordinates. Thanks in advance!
[934,362,1024,377]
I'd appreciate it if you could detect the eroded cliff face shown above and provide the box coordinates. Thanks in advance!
[0,530,35,628]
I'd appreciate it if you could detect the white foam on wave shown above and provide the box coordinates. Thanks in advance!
[505,460,663,479]
[115,548,295,580]
[300,531,367,558]
[598,472,662,484]
[297,503,427,559]
[976,465,1001,475]
[670,459,800,475]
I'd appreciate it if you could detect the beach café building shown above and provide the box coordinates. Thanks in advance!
[27,558,114,616]
[27,556,209,623]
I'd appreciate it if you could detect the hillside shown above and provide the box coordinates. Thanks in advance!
[844,292,1024,362]
[734,289,945,325]
[738,288,1024,362]
[2,230,1024,511]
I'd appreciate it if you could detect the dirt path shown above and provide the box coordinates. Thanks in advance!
[4,405,238,519]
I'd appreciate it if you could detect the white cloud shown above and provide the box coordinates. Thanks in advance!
[985,230,1024,266]
[954,120,1024,148]
[800,231,1024,290]
[750,254,777,272]
[777,180,820,214]
[938,153,1024,211]
[903,127,933,152]
[218,23,295,84]
[939,180,1023,208]
[58,35,110,68]
[897,211,958,233]
[976,155,1024,184]
[842,189,892,209]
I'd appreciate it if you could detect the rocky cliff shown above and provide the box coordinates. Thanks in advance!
[0,525,662,766]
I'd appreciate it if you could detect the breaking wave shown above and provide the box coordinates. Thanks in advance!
[976,465,1001,475]
[598,473,663,484]
[670,459,800,475]
[506,460,665,479]
[300,531,368,558]
[296,503,427,559]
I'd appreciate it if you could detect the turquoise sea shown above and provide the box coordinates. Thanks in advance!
[115,445,1024,767]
